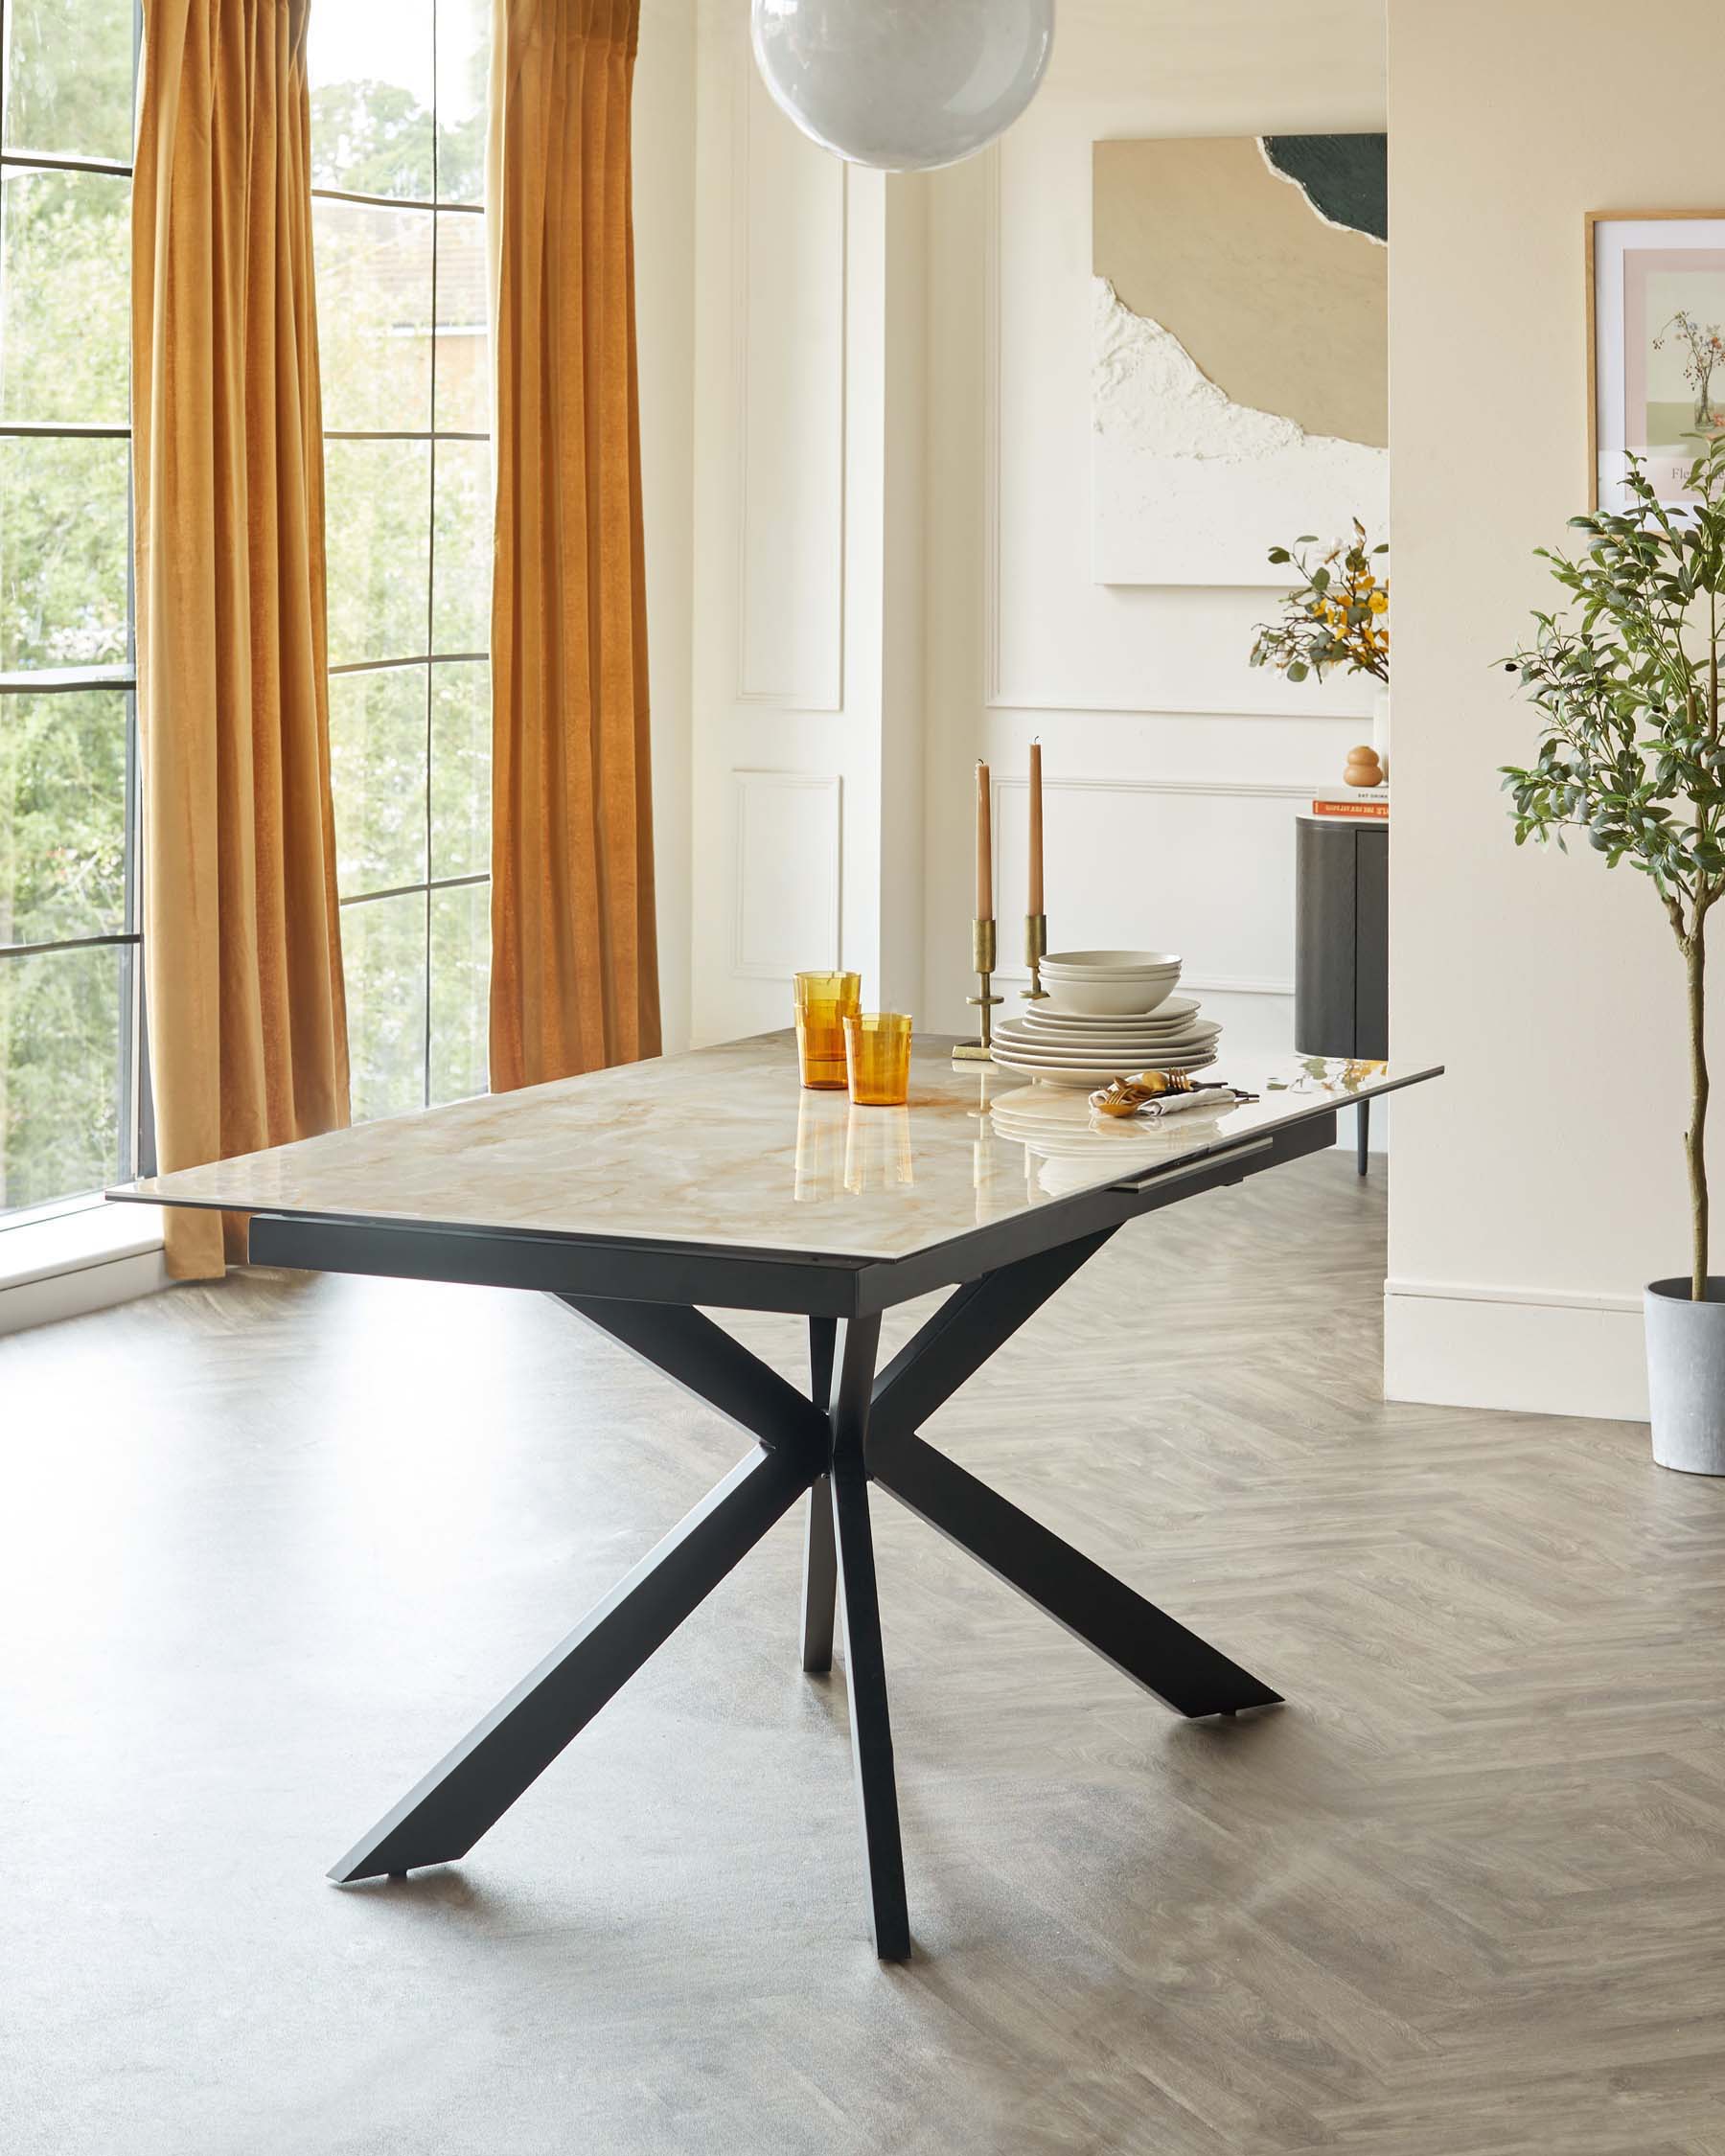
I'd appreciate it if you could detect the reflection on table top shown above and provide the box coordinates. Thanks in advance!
[112,1033,1438,1263]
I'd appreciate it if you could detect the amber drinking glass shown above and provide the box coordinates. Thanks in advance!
[843,1012,912,1108]
[794,970,862,1090]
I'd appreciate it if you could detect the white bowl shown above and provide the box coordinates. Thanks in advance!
[1039,977,1178,1017]
[1040,970,1181,986]
[1040,949,1182,974]
[1038,950,1183,1016]
[1024,992,1199,1026]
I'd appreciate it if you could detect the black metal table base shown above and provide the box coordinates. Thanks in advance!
[328,1233,1282,1958]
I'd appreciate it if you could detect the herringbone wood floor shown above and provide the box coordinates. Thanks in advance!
[7,1154,1725,2154]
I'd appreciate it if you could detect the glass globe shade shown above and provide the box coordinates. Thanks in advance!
[750,0,1055,172]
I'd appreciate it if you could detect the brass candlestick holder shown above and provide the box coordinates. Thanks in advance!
[1022,911,1049,1000]
[952,916,1003,1061]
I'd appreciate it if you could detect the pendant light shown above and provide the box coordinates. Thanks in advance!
[751,0,1056,172]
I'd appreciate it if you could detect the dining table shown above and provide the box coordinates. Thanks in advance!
[110,1031,1439,1961]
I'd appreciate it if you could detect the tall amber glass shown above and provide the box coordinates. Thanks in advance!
[794,971,862,1090]
[843,1012,912,1107]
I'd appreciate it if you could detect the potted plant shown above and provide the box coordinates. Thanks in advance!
[1249,519,1391,777]
[1502,436,1725,1471]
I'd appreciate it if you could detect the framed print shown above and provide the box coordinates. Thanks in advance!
[1589,212,1725,511]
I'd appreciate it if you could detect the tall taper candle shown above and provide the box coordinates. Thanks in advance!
[976,760,993,920]
[1027,739,1044,915]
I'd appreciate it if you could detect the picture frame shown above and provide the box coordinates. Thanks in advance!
[1587,211,1725,511]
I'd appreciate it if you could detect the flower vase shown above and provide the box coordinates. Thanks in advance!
[1371,685,1390,786]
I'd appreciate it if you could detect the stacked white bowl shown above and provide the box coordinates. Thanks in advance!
[990,949,1220,1089]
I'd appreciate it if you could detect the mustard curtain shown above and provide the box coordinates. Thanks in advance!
[132,0,349,1279]
[487,0,661,1092]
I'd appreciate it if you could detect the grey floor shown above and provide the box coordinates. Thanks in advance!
[7,1155,1725,2154]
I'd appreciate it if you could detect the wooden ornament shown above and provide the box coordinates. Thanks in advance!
[1344,744,1384,789]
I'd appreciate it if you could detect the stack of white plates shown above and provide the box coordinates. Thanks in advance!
[990,951,1221,1089]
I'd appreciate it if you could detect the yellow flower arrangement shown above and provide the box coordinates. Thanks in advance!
[1248,519,1389,685]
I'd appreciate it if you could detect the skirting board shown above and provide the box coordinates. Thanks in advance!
[0,1207,172,1340]
[1384,1278,1648,1423]
[0,1248,171,1338]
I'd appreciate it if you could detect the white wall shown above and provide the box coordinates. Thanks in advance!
[1384,0,1725,1421]
[686,5,927,1043]
[922,0,1387,1083]
[634,0,697,1051]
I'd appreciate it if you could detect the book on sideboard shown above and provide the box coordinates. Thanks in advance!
[1309,788,1388,821]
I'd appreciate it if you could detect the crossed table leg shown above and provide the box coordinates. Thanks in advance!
[328,1230,1282,1958]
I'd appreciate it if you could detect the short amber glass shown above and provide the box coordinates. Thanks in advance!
[794,970,862,1090]
[843,1012,912,1107]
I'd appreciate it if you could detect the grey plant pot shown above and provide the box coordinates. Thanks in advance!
[1645,1277,1725,1473]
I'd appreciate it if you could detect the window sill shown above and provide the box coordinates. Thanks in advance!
[0,1201,170,1338]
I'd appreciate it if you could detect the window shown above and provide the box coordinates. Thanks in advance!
[0,0,141,1219]
[0,1,494,1223]
[310,0,493,1123]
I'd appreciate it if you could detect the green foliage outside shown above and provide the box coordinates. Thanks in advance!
[1,0,137,1210]
[1,0,493,1212]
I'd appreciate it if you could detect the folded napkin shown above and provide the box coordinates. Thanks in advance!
[1134,1086,1244,1118]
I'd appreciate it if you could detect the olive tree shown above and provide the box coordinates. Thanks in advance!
[1503,437,1725,1300]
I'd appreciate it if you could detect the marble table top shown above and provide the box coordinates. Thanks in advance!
[111,1034,1437,1264]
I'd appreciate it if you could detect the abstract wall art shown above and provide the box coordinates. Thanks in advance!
[1091,133,1389,585]
[1588,213,1725,513]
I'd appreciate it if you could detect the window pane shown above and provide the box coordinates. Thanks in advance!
[330,665,427,898]
[0,690,128,946]
[0,434,130,672]
[342,891,426,1121]
[308,6,436,203]
[2,0,135,164]
[310,0,493,1136]
[324,439,430,666]
[1,169,130,426]
[431,440,491,653]
[436,0,491,205]
[0,942,124,1212]
[429,881,488,1106]
[313,199,433,434]
[429,660,490,881]
[433,210,489,433]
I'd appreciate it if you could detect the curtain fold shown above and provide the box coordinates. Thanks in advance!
[132,0,349,1279]
[487,0,661,1093]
